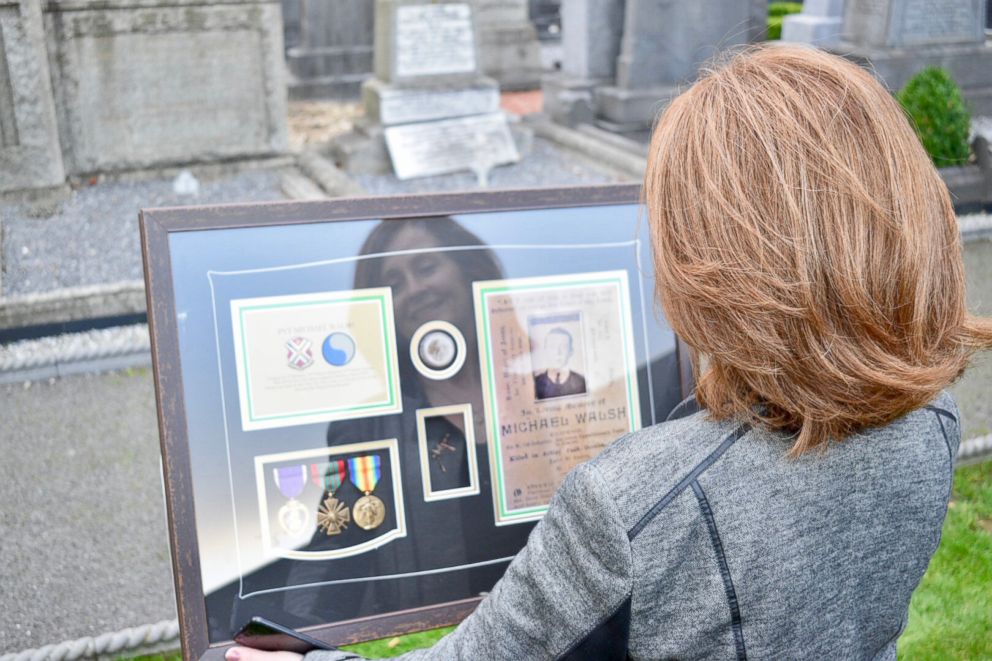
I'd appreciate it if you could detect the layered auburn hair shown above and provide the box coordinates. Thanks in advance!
[644,44,992,456]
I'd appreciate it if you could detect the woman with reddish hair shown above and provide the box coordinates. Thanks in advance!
[229,45,992,661]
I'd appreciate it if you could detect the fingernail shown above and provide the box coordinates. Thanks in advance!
[226,649,240,661]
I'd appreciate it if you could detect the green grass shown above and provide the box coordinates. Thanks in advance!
[341,626,454,657]
[125,463,991,660]
[898,460,992,659]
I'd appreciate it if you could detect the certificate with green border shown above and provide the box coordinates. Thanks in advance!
[230,288,402,431]
[474,271,641,525]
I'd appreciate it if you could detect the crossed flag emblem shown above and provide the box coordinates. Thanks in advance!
[286,337,314,370]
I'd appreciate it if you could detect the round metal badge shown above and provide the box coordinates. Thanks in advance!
[409,321,467,380]
[352,494,386,530]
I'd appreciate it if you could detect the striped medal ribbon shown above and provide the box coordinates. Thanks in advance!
[348,455,386,531]
[273,465,309,537]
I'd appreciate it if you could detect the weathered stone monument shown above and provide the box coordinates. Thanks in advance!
[0,0,65,196]
[542,0,625,126]
[782,0,845,46]
[472,0,543,90]
[596,0,750,131]
[42,0,288,176]
[284,0,375,98]
[832,0,992,113]
[333,0,519,180]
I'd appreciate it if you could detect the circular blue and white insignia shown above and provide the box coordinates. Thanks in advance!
[322,332,356,367]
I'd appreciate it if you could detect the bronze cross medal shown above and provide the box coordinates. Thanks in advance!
[430,433,457,472]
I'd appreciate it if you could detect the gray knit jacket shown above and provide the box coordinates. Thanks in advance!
[305,391,960,660]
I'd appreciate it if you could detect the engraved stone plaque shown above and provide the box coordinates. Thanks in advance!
[383,112,519,180]
[844,0,985,47]
[374,84,499,125]
[844,0,889,46]
[897,0,982,45]
[45,3,287,175]
[395,3,476,78]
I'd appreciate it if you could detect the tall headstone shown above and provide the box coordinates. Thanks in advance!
[0,0,65,195]
[285,0,375,98]
[832,0,992,114]
[782,0,845,46]
[594,0,750,132]
[472,0,543,90]
[281,0,302,51]
[747,0,771,41]
[43,0,288,176]
[542,0,625,126]
[333,0,519,179]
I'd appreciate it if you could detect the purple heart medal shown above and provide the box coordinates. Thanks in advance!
[273,465,309,537]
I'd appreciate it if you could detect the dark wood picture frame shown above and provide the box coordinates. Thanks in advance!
[140,184,694,660]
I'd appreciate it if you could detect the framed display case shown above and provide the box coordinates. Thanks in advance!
[140,185,692,660]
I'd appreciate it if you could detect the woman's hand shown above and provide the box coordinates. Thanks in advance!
[225,647,303,661]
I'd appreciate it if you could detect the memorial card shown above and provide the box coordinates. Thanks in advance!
[474,271,641,525]
[230,288,402,431]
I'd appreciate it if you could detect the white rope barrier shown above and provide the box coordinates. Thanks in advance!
[959,434,992,464]
[0,325,150,373]
[0,619,180,661]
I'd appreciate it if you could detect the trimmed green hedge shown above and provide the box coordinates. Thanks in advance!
[897,67,971,168]
[767,2,804,40]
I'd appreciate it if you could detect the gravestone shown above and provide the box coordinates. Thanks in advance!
[281,0,302,51]
[333,0,519,179]
[594,0,750,132]
[0,0,65,195]
[833,0,992,114]
[747,0,772,41]
[472,0,543,90]
[42,0,288,176]
[542,0,625,126]
[284,0,375,98]
[782,0,846,45]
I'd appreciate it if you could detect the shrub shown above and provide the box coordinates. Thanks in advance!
[897,67,972,167]
[767,2,804,40]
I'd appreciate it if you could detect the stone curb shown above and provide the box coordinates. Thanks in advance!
[0,281,146,331]
[298,150,370,197]
[523,114,646,178]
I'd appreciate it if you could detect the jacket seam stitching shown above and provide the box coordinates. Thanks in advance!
[554,593,632,660]
[925,405,957,423]
[627,424,750,540]
[934,413,954,505]
[692,479,747,661]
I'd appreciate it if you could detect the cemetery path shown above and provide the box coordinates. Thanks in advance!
[0,368,175,653]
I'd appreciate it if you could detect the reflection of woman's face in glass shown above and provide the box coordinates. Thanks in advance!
[379,225,472,341]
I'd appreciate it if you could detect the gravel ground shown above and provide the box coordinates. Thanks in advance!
[288,100,363,150]
[1,170,287,297]
[0,368,174,653]
[354,134,634,195]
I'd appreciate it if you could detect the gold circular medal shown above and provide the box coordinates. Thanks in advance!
[316,495,350,536]
[352,494,386,530]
